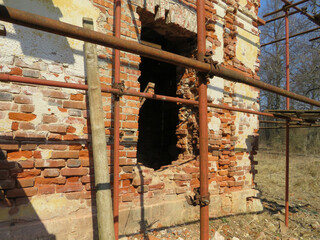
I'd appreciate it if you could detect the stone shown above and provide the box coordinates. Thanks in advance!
[211,231,225,240]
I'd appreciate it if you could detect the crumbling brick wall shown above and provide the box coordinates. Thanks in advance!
[0,0,262,238]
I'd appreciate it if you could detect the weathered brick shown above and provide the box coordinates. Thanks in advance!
[0,179,15,189]
[23,69,40,78]
[81,175,94,183]
[8,112,36,121]
[9,67,23,76]
[0,169,10,180]
[149,182,164,191]
[68,109,82,117]
[14,95,33,104]
[35,159,65,168]
[35,177,66,185]
[51,151,79,159]
[63,101,86,110]
[70,94,84,101]
[67,159,81,168]
[0,102,11,110]
[173,173,192,181]
[61,168,88,176]
[19,122,35,130]
[7,151,33,160]
[38,185,56,195]
[39,144,68,150]
[14,131,46,139]
[65,191,91,200]
[0,143,19,151]
[43,168,60,177]
[43,89,69,99]
[20,144,37,150]
[0,92,13,101]
[37,124,67,133]
[56,182,83,193]
[6,187,38,198]
[16,177,35,188]
[0,161,15,169]
[16,169,41,178]
[42,114,58,123]
[20,104,35,113]
[18,160,34,169]
[132,176,152,186]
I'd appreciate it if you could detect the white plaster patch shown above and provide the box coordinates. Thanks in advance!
[208,116,221,132]
[208,76,224,104]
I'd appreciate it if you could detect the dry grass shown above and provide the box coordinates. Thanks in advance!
[255,152,320,210]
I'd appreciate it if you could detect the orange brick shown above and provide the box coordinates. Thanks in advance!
[8,112,36,121]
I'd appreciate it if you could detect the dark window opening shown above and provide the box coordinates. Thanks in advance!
[137,27,194,170]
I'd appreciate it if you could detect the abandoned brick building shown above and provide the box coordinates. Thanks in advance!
[0,0,263,239]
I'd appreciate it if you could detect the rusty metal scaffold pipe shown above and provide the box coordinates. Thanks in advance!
[263,0,309,18]
[197,0,209,239]
[281,0,320,26]
[265,10,299,24]
[113,0,121,238]
[285,9,290,228]
[0,74,306,121]
[261,26,320,47]
[1,5,320,107]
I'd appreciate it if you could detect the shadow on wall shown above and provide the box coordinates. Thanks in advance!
[1,0,81,63]
[0,148,56,240]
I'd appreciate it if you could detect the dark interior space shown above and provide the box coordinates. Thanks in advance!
[137,27,193,170]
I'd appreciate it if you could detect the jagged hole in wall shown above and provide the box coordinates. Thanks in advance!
[137,21,196,170]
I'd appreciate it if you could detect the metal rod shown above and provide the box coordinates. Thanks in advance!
[309,35,320,41]
[113,0,121,238]
[265,10,299,24]
[1,5,320,107]
[263,0,309,18]
[260,125,320,129]
[285,9,290,228]
[83,18,115,240]
[261,26,320,47]
[281,0,320,26]
[197,0,209,239]
[0,74,306,122]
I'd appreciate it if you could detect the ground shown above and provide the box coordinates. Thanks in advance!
[123,152,320,240]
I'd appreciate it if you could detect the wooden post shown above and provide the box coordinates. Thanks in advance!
[83,17,115,240]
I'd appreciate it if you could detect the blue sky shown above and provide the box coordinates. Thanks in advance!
[258,1,267,17]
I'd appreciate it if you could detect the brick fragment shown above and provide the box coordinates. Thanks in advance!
[20,104,35,113]
[8,112,36,121]
[23,69,40,78]
[149,183,164,191]
[7,151,33,160]
[18,160,34,169]
[0,179,15,189]
[35,159,65,168]
[43,168,60,178]
[35,177,66,185]
[61,168,88,176]
[6,187,38,198]
[0,92,13,101]
[63,101,86,110]
[14,95,33,104]
[0,102,11,110]
[19,122,35,130]
[173,173,192,181]
[16,169,41,178]
[56,182,83,193]
[42,114,58,123]
[16,178,35,188]
[67,159,81,168]
[51,151,79,159]
[39,185,55,195]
